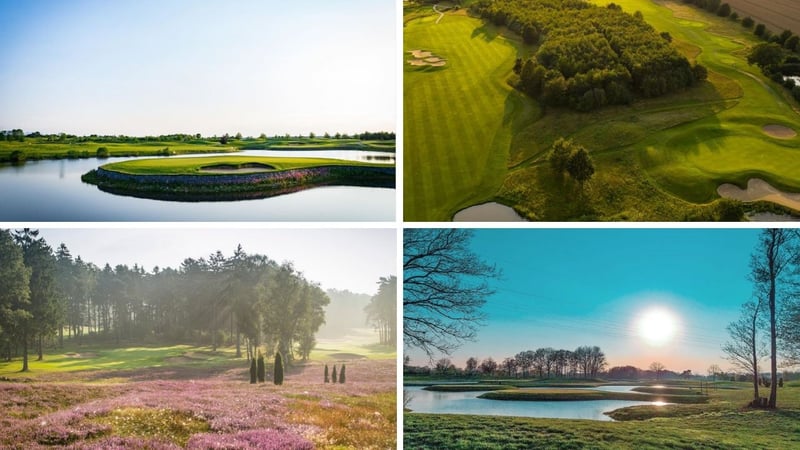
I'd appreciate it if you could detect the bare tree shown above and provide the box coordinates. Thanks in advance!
[501,357,518,377]
[465,356,478,376]
[649,361,665,380]
[749,229,800,408]
[479,357,497,375]
[404,229,499,358]
[722,300,767,402]
[707,364,722,382]
[780,298,800,366]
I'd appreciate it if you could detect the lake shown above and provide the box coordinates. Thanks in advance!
[404,386,665,421]
[0,150,395,221]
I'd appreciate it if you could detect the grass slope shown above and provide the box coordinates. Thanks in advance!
[404,6,537,220]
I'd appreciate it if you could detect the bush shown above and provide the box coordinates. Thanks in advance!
[324,364,329,383]
[274,351,284,385]
[729,12,738,21]
[67,149,80,159]
[257,353,265,383]
[741,17,754,29]
[339,364,346,384]
[792,85,800,101]
[755,23,766,37]
[9,150,27,163]
[96,147,109,158]
[717,3,730,17]
[332,365,338,383]
[250,358,257,384]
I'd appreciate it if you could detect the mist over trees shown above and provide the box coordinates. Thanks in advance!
[364,276,397,346]
[0,230,332,370]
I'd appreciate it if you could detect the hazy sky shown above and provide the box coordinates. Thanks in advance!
[34,227,396,295]
[405,228,766,375]
[0,0,396,136]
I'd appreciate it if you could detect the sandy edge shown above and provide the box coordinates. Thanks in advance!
[718,178,800,212]
[763,124,797,139]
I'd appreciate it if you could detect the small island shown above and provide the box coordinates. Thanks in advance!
[82,155,395,201]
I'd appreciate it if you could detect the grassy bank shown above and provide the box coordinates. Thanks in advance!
[96,155,389,175]
[405,381,800,449]
[478,388,708,404]
[424,384,513,392]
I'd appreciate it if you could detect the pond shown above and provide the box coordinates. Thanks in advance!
[453,202,527,222]
[404,386,664,421]
[0,150,395,221]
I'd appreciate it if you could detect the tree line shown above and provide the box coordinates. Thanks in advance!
[0,130,396,144]
[364,276,397,346]
[0,229,331,371]
[408,346,608,379]
[471,0,707,111]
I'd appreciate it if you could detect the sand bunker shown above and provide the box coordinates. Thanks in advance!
[718,178,800,212]
[200,162,275,174]
[763,124,797,139]
[408,49,447,67]
[328,352,367,360]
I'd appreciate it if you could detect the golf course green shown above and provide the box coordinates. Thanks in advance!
[82,156,395,201]
[404,0,800,221]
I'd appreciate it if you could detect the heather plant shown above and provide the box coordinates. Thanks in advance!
[274,351,284,385]
[249,358,256,384]
[257,352,265,383]
[186,429,313,449]
[339,364,346,384]
[332,365,338,383]
[324,364,329,383]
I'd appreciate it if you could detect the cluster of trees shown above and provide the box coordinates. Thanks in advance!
[722,229,800,408]
[249,350,284,385]
[0,229,330,371]
[0,129,26,142]
[426,346,608,379]
[364,276,397,346]
[548,138,595,186]
[323,363,346,383]
[472,0,706,111]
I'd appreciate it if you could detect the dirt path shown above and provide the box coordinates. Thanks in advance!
[718,178,800,212]
[433,4,444,24]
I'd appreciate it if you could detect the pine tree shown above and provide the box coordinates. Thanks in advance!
[274,351,284,385]
[250,358,256,384]
[339,364,346,384]
[257,352,265,383]
[324,364,329,383]
[332,365,338,383]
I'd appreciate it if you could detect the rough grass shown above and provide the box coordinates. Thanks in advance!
[405,382,800,449]
[0,339,395,449]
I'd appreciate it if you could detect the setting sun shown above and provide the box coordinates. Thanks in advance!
[637,307,679,346]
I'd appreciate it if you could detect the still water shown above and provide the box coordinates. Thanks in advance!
[404,386,662,421]
[0,151,395,221]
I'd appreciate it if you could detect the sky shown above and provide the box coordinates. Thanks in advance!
[405,228,766,375]
[0,0,396,137]
[33,227,396,295]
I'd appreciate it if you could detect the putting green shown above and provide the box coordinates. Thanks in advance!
[98,155,385,175]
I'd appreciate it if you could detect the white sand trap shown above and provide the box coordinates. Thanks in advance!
[410,50,433,58]
[453,202,527,221]
[718,178,800,212]
[763,124,797,139]
[408,49,447,67]
[199,167,272,174]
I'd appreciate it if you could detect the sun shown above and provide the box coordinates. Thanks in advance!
[636,307,678,346]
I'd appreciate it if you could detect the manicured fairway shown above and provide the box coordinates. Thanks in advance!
[404,7,537,221]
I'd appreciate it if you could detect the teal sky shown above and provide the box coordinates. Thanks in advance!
[0,0,395,136]
[406,228,763,375]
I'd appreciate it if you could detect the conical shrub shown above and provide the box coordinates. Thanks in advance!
[324,364,329,383]
[274,351,284,385]
[257,352,265,383]
[331,365,338,383]
[339,364,346,384]
[249,358,257,384]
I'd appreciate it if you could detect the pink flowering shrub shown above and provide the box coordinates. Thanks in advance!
[186,429,314,449]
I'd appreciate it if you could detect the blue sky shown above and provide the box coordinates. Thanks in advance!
[0,0,395,136]
[406,228,762,375]
[34,227,396,295]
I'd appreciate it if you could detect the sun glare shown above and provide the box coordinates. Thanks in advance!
[636,307,678,346]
